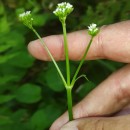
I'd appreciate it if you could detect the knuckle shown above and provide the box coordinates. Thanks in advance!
[96,26,105,58]
[112,76,130,104]
[95,29,105,58]
[106,65,130,106]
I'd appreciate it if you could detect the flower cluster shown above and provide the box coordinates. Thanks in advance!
[88,23,99,36]
[53,2,73,22]
[19,11,33,29]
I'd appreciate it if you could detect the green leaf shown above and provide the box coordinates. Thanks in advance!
[0,1,4,15]
[0,16,10,33]
[0,75,18,85]
[0,95,15,104]
[0,115,13,125]
[0,106,11,115]
[0,53,18,64]
[44,63,64,92]
[76,81,96,98]
[0,44,13,53]
[0,31,25,50]
[11,109,27,122]
[15,84,42,103]
[30,104,62,130]
[8,52,35,68]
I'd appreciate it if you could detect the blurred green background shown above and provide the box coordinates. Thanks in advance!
[0,0,129,129]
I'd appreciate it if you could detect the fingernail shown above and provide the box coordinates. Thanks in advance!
[61,126,78,130]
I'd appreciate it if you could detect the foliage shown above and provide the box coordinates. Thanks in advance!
[0,0,129,129]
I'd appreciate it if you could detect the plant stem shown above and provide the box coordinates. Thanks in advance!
[71,36,94,86]
[62,21,70,85]
[66,87,73,121]
[32,28,67,87]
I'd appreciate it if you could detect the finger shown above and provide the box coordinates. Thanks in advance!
[50,64,130,130]
[28,20,130,62]
[60,114,130,130]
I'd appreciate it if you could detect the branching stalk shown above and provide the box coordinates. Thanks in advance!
[19,7,99,122]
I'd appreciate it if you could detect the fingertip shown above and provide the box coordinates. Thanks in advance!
[28,40,48,61]
[28,35,65,61]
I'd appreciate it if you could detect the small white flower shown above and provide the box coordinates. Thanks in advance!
[19,11,31,18]
[53,2,74,22]
[88,23,99,36]
[19,11,33,29]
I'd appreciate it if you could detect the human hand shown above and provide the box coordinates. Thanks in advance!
[28,20,130,130]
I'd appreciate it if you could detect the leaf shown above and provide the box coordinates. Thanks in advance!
[8,52,35,68]
[0,1,4,15]
[30,104,62,130]
[0,16,10,33]
[76,81,96,98]
[0,75,19,85]
[15,84,42,103]
[0,115,13,125]
[44,63,65,92]
[0,53,17,64]
[0,44,13,53]
[0,31,25,49]
[0,95,15,104]
[11,109,27,122]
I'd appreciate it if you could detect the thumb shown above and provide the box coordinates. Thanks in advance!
[60,114,130,130]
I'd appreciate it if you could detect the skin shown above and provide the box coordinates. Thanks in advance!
[28,20,130,130]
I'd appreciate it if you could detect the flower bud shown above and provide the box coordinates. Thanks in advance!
[53,2,74,22]
[19,11,33,29]
[88,23,99,36]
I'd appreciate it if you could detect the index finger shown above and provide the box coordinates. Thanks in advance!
[28,20,130,62]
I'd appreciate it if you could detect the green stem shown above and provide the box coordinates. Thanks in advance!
[66,87,73,121]
[62,21,70,85]
[71,36,94,86]
[32,28,67,87]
